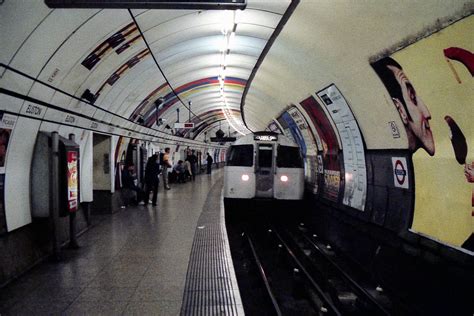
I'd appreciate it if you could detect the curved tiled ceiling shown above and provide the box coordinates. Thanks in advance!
[1,0,293,143]
[131,3,291,139]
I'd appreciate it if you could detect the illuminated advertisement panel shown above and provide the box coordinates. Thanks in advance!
[317,85,367,211]
[67,151,78,212]
[300,97,341,202]
[372,16,473,251]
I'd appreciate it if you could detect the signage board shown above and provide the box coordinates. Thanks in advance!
[391,157,409,189]
[254,135,278,141]
[174,122,194,129]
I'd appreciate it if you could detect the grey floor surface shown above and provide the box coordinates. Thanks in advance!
[0,169,224,315]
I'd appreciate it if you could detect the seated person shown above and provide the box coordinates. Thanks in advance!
[121,164,146,205]
[172,160,186,183]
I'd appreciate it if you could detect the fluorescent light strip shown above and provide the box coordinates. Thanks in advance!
[218,10,248,136]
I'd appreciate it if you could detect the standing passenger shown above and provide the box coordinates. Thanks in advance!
[184,158,192,182]
[145,154,160,206]
[162,147,172,190]
[206,153,213,174]
[188,150,198,180]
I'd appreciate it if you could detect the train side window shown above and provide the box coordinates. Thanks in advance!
[277,145,303,168]
[226,145,253,166]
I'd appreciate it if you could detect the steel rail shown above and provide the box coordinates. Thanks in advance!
[270,226,342,316]
[300,231,391,315]
[246,233,283,316]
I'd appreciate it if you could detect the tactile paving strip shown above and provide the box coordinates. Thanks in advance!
[181,180,244,315]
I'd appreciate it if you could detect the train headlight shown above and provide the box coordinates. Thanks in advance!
[280,175,288,182]
[241,174,249,181]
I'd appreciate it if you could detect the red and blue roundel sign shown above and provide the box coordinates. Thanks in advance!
[391,157,409,189]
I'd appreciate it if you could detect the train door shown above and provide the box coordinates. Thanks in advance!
[255,143,274,198]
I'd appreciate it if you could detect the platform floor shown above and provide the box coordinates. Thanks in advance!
[0,168,242,315]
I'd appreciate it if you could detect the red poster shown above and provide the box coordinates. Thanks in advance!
[300,96,341,201]
[67,151,78,212]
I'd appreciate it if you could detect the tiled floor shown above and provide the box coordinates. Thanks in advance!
[0,169,225,315]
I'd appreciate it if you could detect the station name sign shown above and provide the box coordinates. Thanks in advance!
[254,135,278,141]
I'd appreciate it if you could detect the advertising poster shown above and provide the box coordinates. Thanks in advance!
[287,106,319,193]
[220,149,226,162]
[300,96,341,202]
[214,149,219,164]
[281,111,307,156]
[371,16,473,251]
[0,113,17,233]
[67,151,78,212]
[317,85,367,211]
[0,112,17,174]
[0,174,6,234]
[276,115,296,143]
[287,107,318,157]
[267,120,282,134]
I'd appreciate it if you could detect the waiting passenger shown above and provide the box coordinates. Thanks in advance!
[187,150,198,181]
[206,153,213,174]
[162,147,172,190]
[144,154,160,206]
[172,160,186,183]
[184,158,192,182]
[121,164,146,205]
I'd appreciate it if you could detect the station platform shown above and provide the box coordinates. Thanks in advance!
[0,169,243,315]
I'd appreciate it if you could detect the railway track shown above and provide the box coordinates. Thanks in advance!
[237,216,408,315]
[242,223,342,315]
[227,206,432,315]
[279,222,394,315]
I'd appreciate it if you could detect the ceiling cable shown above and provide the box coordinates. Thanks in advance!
[128,9,201,123]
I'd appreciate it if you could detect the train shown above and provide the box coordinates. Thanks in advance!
[223,131,304,209]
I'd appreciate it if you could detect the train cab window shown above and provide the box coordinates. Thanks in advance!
[226,145,253,166]
[258,144,273,168]
[277,145,303,168]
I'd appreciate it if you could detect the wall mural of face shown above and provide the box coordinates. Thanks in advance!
[387,65,435,156]
[372,18,473,252]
